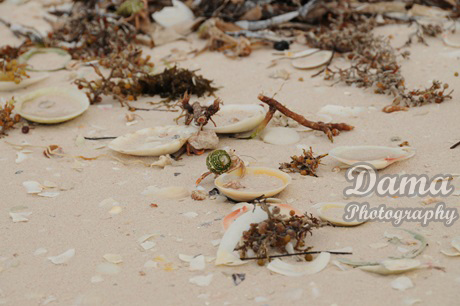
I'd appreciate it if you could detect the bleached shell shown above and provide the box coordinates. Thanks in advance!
[48,249,75,265]
[260,127,300,145]
[109,125,198,156]
[328,146,415,169]
[216,206,268,266]
[267,252,331,277]
[15,87,89,123]
[214,167,291,202]
[391,276,414,291]
[359,259,421,275]
[443,32,460,48]
[314,202,366,226]
[0,74,49,91]
[291,51,333,69]
[441,236,460,256]
[18,48,71,72]
[152,0,195,28]
[203,104,266,134]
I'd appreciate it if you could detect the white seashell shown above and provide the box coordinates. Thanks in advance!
[260,127,300,145]
[109,125,198,156]
[318,105,365,117]
[103,254,123,264]
[96,262,121,275]
[152,0,195,28]
[18,48,71,72]
[267,252,331,277]
[214,167,291,202]
[440,236,460,256]
[291,50,333,69]
[15,87,89,124]
[137,233,158,251]
[314,202,366,226]
[150,155,174,168]
[9,211,32,222]
[23,181,43,194]
[328,146,415,169]
[202,104,266,134]
[216,206,268,266]
[359,259,421,275]
[391,276,414,291]
[48,249,75,265]
[189,255,206,271]
[0,73,49,91]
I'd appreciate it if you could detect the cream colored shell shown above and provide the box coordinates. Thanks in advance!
[291,50,333,69]
[314,202,366,227]
[203,104,266,133]
[15,86,89,123]
[214,166,291,202]
[328,145,415,169]
[109,125,198,156]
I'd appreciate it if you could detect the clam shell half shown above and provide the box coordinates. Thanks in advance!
[203,104,266,133]
[314,202,366,226]
[109,125,198,156]
[15,87,89,124]
[328,145,415,169]
[215,167,291,202]
[18,48,72,72]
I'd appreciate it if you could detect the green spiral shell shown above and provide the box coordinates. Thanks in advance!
[206,150,232,174]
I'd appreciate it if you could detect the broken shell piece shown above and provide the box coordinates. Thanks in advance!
[23,181,43,194]
[152,0,195,28]
[215,167,291,202]
[9,211,32,223]
[314,202,366,226]
[18,48,71,72]
[0,73,49,92]
[150,155,174,168]
[15,87,90,124]
[189,273,213,287]
[441,236,460,256]
[359,259,422,275]
[103,254,123,264]
[203,104,266,134]
[260,127,300,145]
[291,50,333,70]
[443,32,460,48]
[328,146,415,170]
[48,249,75,265]
[187,130,219,150]
[267,252,331,277]
[391,276,414,291]
[109,125,198,156]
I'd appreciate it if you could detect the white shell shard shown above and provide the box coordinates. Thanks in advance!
[267,252,331,277]
[37,191,60,198]
[214,167,292,202]
[109,125,198,156]
[141,186,190,199]
[291,50,333,69]
[15,87,89,123]
[189,273,213,287]
[328,146,415,169]
[18,48,71,72]
[9,211,32,222]
[359,259,421,275]
[391,276,414,291]
[260,127,300,145]
[48,249,75,265]
[202,104,266,134]
[103,254,123,264]
[96,262,121,275]
[23,181,43,194]
[0,74,49,91]
[314,202,366,226]
[441,236,460,256]
[138,233,158,250]
[187,130,219,150]
[443,32,460,48]
[216,206,268,266]
[318,105,365,117]
[150,155,174,168]
[189,255,206,271]
[152,0,195,28]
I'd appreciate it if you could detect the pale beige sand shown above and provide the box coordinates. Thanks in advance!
[1,2,460,306]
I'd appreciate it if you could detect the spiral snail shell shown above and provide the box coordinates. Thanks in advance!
[206,150,232,174]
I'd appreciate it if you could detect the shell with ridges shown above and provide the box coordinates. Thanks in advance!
[206,150,232,174]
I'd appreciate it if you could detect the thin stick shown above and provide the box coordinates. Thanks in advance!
[84,136,117,140]
[450,140,460,149]
[257,95,354,142]
[128,107,178,112]
[241,250,353,261]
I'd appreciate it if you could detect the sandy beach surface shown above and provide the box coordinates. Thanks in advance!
[1,1,460,305]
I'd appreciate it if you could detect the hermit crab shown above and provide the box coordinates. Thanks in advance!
[195,149,246,185]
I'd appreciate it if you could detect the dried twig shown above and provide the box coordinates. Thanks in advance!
[241,250,353,261]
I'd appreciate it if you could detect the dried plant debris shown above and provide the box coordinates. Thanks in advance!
[0,99,21,137]
[280,147,328,177]
[236,202,324,265]
[176,93,221,127]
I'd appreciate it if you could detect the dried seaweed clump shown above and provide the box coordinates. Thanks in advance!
[0,45,29,83]
[139,66,218,100]
[279,147,327,177]
[237,203,322,264]
[0,99,21,137]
